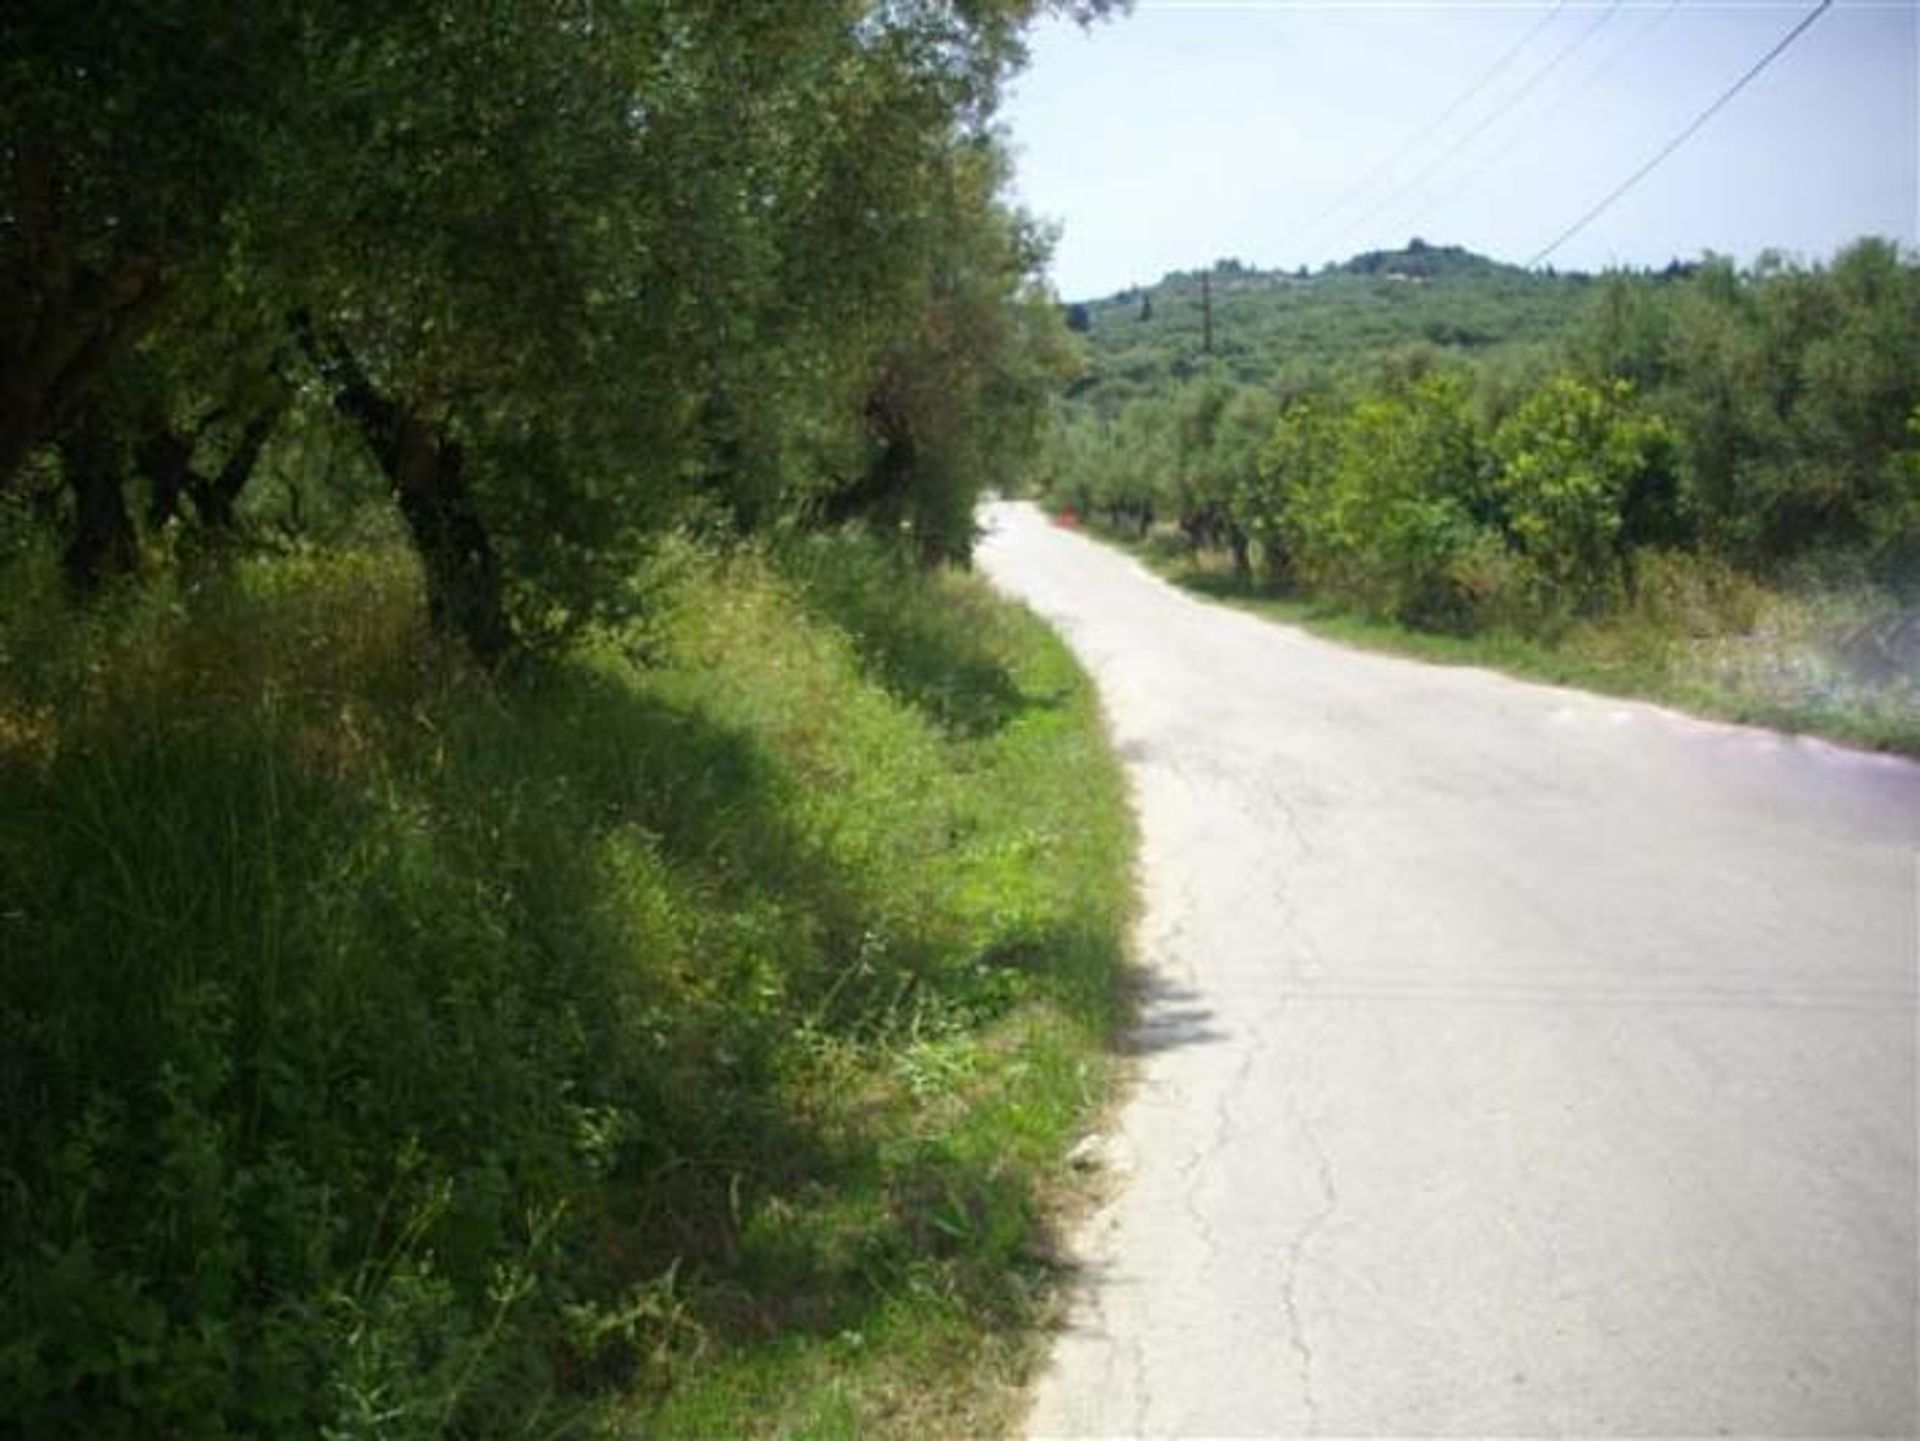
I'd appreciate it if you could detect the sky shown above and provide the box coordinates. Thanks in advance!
[1001,0,1919,298]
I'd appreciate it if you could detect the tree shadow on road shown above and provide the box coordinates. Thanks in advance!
[1120,972,1228,1055]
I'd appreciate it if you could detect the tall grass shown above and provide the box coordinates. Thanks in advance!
[0,532,1132,1437]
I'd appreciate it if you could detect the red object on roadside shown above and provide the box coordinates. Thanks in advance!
[1055,508,1080,528]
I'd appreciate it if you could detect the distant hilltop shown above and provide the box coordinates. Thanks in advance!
[1076,239,1708,308]
[1332,237,1518,282]
[1085,240,1558,306]
[1060,238,1606,401]
[1059,239,1728,398]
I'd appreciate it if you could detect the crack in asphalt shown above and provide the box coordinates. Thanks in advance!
[1129,1329,1152,1439]
[1175,1026,1257,1272]
[1278,1097,1339,1430]
[1255,805,1338,1430]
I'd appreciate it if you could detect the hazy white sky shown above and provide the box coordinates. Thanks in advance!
[1002,0,1919,297]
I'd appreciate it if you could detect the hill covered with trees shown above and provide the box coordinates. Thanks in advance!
[1063,239,1601,410]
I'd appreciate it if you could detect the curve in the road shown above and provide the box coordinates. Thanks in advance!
[978,501,1920,1439]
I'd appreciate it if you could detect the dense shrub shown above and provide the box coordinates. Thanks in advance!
[1489,376,1680,616]
[1643,243,1920,571]
[1238,397,1341,586]
[1291,372,1492,630]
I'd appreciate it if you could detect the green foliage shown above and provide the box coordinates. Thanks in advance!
[840,146,1080,565]
[1873,409,1920,586]
[1067,247,1593,412]
[0,534,1132,1437]
[1048,238,1920,652]
[1238,396,1339,585]
[1608,242,1920,572]
[1287,370,1491,630]
[1489,376,1678,614]
[3,1,1107,651]
[1,6,1132,1433]
[1054,237,1919,753]
[1049,397,1173,535]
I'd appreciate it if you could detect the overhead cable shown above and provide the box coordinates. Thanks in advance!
[1528,0,1836,266]
[1426,0,1682,232]
[1329,0,1624,254]
[1293,0,1568,255]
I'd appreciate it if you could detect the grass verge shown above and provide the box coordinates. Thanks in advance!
[1078,522,1920,758]
[0,532,1133,1437]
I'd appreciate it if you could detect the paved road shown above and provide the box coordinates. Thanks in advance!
[976,502,1920,1439]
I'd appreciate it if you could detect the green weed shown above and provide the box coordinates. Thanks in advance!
[0,531,1133,1437]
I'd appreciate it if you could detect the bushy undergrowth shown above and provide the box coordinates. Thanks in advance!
[1117,528,1920,756]
[0,533,1132,1437]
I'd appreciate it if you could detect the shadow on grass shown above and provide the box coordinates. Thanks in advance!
[0,651,1079,1431]
[1171,568,1261,602]
[1158,561,1328,618]
[781,543,1064,740]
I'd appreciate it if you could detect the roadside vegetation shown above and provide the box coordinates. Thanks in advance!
[0,532,1133,1436]
[1043,240,1920,754]
[2,3,1137,1435]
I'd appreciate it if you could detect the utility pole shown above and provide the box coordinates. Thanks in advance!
[1200,271,1214,356]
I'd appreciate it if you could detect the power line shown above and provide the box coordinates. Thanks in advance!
[1326,0,1623,255]
[1293,1,1567,254]
[1528,0,1836,267]
[1425,0,1681,233]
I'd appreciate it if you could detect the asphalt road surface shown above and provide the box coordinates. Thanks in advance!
[976,501,1920,1439]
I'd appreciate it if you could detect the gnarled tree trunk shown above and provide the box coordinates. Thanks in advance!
[297,317,511,665]
[190,399,285,531]
[137,420,196,529]
[2,261,167,490]
[59,400,137,592]
[138,394,287,532]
